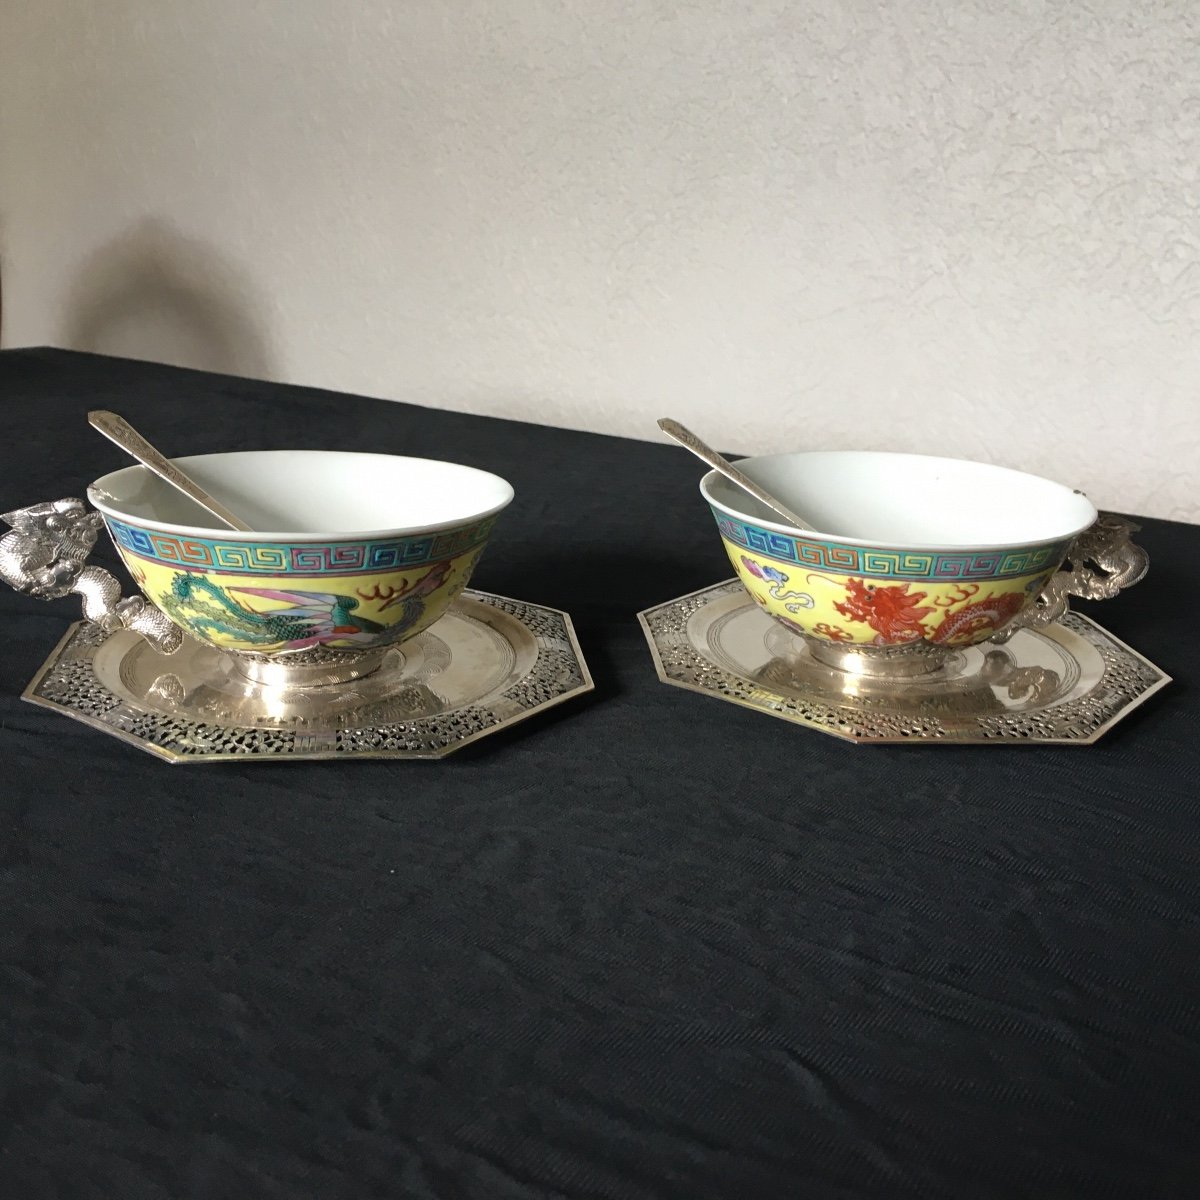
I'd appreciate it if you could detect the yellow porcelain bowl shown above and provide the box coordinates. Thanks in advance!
[87,450,514,656]
[701,451,1098,648]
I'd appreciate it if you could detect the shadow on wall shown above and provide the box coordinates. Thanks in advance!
[63,218,274,380]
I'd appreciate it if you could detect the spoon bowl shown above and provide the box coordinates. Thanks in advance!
[700,448,1108,659]
[77,448,515,682]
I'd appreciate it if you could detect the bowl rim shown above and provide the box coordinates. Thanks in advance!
[87,449,516,542]
[699,449,1099,552]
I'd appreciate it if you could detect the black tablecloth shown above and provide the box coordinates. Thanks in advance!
[2,348,1199,1200]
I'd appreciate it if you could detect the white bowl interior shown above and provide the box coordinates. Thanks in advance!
[89,450,514,538]
[703,451,1098,548]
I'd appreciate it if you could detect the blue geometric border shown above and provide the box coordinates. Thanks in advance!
[105,515,497,576]
[712,510,1071,581]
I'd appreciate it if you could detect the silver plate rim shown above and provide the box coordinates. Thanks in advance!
[21,590,594,764]
[638,579,1172,746]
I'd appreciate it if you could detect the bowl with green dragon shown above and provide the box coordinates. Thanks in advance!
[86,449,514,673]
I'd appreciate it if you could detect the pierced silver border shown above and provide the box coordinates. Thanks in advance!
[22,590,593,763]
[638,580,1171,746]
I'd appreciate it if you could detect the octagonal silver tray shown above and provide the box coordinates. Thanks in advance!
[639,580,1169,745]
[23,590,593,763]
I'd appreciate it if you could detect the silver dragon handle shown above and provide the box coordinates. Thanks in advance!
[990,512,1149,643]
[1,498,183,653]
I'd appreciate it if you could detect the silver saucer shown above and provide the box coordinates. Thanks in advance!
[639,580,1170,745]
[23,590,593,762]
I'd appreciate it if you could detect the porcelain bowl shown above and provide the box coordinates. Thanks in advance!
[701,450,1098,650]
[87,450,514,663]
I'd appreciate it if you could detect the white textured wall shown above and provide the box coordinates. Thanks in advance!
[2,1,1198,521]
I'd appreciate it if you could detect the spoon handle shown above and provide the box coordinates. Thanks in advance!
[657,418,814,532]
[88,410,254,532]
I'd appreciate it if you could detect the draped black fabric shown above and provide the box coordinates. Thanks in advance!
[2,348,1198,1200]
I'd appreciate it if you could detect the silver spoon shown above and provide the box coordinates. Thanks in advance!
[657,418,815,532]
[88,410,254,532]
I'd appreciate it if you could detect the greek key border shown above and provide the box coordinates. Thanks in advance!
[105,516,497,576]
[713,512,1070,581]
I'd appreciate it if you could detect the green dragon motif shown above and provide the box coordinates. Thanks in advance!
[160,557,462,649]
[161,574,387,648]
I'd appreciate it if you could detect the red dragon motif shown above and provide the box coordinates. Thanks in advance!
[929,589,1025,644]
[832,578,1026,645]
[833,578,936,644]
[813,622,853,642]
